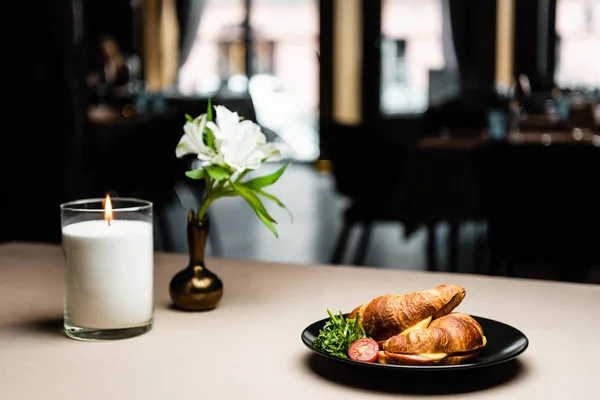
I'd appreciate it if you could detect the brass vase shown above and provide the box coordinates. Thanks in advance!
[169,211,223,311]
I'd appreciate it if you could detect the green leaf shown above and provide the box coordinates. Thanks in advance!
[204,129,215,150]
[204,165,230,180]
[185,169,206,180]
[205,98,215,149]
[254,210,279,238]
[205,130,215,149]
[185,114,194,122]
[255,189,284,207]
[243,163,290,190]
[312,309,368,359]
[230,182,276,223]
[207,98,213,122]
[230,181,279,237]
[255,189,293,223]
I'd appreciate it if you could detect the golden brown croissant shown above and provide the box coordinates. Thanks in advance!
[348,284,466,342]
[379,312,487,365]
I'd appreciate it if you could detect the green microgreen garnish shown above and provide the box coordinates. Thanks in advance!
[312,309,368,359]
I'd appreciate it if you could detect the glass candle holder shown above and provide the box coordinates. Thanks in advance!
[60,197,154,341]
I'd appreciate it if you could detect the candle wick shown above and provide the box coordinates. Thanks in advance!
[107,219,111,227]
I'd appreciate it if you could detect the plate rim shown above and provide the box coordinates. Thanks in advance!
[301,314,529,371]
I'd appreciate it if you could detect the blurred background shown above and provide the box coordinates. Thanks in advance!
[7,0,600,283]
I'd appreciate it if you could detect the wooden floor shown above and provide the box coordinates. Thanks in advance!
[155,163,600,284]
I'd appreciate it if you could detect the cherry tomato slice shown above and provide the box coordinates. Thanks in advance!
[348,338,379,363]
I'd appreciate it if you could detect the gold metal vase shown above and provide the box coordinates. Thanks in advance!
[169,211,223,311]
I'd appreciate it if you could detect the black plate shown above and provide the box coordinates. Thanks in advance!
[301,314,528,371]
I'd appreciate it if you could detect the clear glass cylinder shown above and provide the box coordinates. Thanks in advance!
[60,197,154,341]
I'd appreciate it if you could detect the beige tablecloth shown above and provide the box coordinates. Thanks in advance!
[1,242,599,399]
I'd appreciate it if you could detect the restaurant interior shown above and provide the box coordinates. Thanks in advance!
[8,0,600,284]
[3,1,600,398]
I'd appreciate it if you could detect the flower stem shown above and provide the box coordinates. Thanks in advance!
[197,189,236,219]
[235,170,250,183]
[204,176,213,198]
[197,198,214,220]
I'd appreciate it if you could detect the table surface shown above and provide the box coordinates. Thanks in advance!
[1,242,599,399]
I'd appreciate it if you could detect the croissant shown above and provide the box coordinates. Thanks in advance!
[379,312,487,365]
[348,284,466,342]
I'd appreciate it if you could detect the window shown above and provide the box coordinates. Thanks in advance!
[249,0,319,161]
[555,0,600,88]
[178,0,320,162]
[381,38,407,84]
[178,0,245,95]
[380,0,445,114]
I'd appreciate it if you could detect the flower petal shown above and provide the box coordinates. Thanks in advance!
[262,143,282,161]
[206,121,221,140]
[176,114,216,159]
[176,135,201,158]
[213,105,241,140]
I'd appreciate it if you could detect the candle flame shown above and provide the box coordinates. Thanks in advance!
[103,194,113,225]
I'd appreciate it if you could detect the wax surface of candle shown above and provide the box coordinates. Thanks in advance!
[62,219,154,329]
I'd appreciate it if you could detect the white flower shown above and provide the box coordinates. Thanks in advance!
[207,106,281,172]
[208,105,241,142]
[174,104,290,237]
[262,142,282,162]
[175,114,218,163]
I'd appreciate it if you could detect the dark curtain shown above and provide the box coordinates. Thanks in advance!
[421,0,504,136]
[514,0,557,92]
[3,0,88,243]
[441,0,458,71]
[177,0,206,69]
[448,0,497,91]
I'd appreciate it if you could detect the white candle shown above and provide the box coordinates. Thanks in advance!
[62,219,154,329]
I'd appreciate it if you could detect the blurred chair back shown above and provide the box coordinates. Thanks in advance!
[326,123,409,265]
[327,124,407,216]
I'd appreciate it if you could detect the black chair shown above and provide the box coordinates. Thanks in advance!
[327,124,411,266]
[472,142,600,282]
